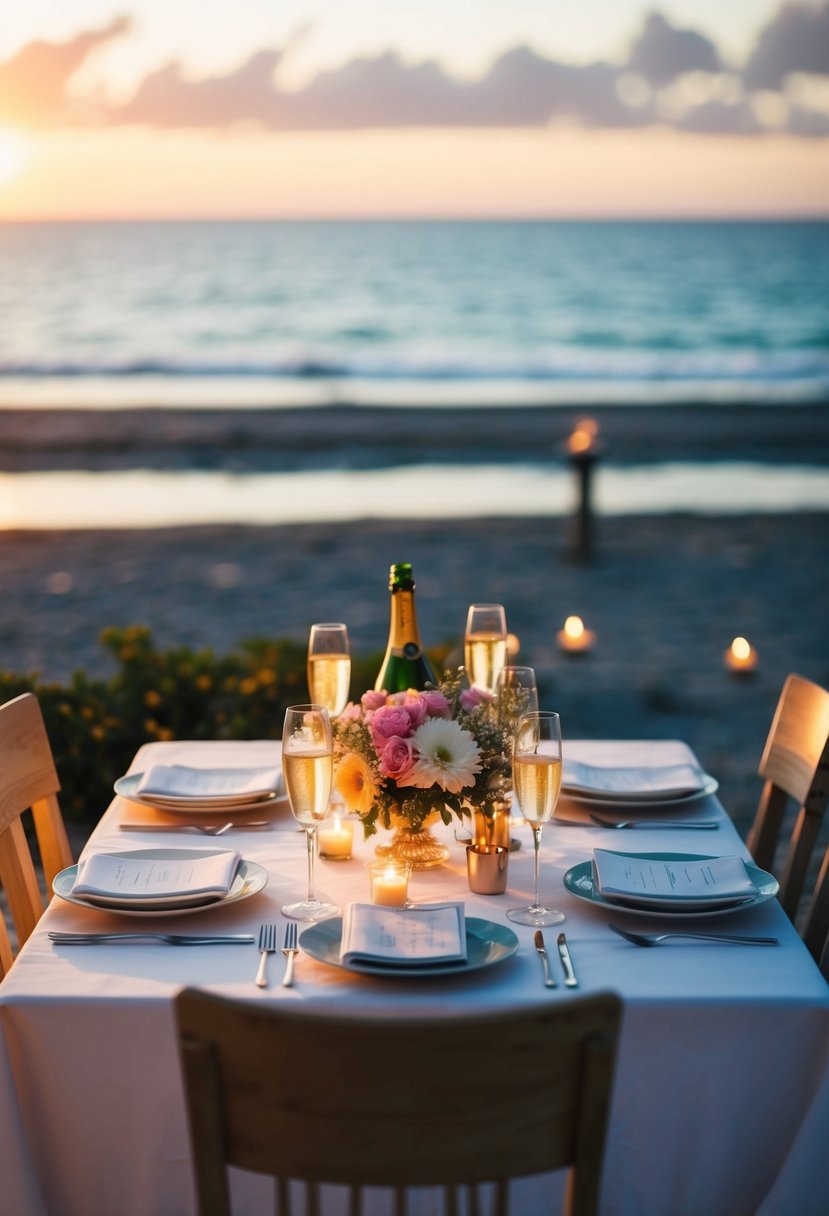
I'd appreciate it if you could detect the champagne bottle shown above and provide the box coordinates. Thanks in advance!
[374,563,437,693]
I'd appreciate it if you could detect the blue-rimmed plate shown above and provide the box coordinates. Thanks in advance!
[53,849,268,917]
[563,852,778,920]
[299,916,519,978]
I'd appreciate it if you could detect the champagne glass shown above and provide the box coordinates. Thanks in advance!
[282,705,339,922]
[495,666,539,736]
[507,711,565,927]
[307,623,351,717]
[464,603,507,693]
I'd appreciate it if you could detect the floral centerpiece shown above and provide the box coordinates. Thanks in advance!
[332,670,512,867]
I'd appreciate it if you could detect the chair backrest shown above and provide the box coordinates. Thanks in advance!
[801,839,829,977]
[176,987,622,1216]
[746,674,829,921]
[0,692,73,977]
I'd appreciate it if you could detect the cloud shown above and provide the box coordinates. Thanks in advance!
[744,1,829,90]
[1,7,828,140]
[628,12,723,85]
[0,16,130,126]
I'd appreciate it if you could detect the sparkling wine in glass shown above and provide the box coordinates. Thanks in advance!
[282,705,339,922]
[464,603,508,694]
[307,623,351,717]
[507,711,565,927]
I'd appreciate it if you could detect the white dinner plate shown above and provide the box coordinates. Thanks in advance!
[114,772,286,814]
[299,916,519,978]
[563,852,778,920]
[53,849,268,917]
[561,773,718,810]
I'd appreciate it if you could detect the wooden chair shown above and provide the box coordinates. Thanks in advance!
[176,987,622,1216]
[0,692,73,978]
[746,673,829,927]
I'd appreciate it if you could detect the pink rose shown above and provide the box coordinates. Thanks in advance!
[391,692,428,728]
[337,701,362,722]
[420,690,452,719]
[370,704,417,745]
[361,690,388,713]
[379,735,417,783]
[461,686,495,710]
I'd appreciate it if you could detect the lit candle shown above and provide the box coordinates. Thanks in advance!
[317,815,354,860]
[556,615,596,654]
[369,861,410,907]
[566,417,600,456]
[724,636,758,676]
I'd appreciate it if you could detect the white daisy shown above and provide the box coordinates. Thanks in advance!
[408,717,482,793]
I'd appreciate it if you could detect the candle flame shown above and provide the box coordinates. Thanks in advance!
[564,615,585,640]
[567,417,599,454]
[731,637,751,660]
[332,814,342,831]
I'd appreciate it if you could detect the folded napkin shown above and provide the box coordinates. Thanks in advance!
[135,764,281,802]
[72,849,241,908]
[592,849,757,911]
[340,902,467,968]
[563,760,707,801]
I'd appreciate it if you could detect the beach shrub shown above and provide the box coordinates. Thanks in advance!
[0,625,449,828]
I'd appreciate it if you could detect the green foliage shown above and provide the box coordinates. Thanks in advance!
[0,625,446,827]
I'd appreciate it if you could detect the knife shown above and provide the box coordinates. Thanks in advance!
[533,930,556,988]
[557,932,578,987]
[48,932,255,945]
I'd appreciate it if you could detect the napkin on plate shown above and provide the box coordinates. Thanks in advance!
[135,764,282,802]
[71,849,242,908]
[340,902,467,968]
[592,849,757,911]
[563,759,708,801]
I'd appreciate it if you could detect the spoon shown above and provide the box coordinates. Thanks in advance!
[608,924,778,947]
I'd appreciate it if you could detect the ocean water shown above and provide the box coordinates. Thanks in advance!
[1,219,827,525]
[1,219,828,408]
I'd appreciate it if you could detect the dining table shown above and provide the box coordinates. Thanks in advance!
[0,736,827,1216]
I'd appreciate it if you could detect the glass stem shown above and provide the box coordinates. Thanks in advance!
[305,828,317,903]
[532,825,542,909]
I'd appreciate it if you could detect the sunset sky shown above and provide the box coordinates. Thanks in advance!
[0,1,827,219]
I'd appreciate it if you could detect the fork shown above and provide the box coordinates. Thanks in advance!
[608,924,779,947]
[255,922,278,986]
[589,813,719,830]
[282,921,299,987]
[119,822,268,835]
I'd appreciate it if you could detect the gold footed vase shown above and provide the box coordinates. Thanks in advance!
[375,813,450,870]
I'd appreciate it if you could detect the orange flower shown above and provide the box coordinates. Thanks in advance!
[334,752,377,816]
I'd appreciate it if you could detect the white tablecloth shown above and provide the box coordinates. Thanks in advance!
[1,739,827,1216]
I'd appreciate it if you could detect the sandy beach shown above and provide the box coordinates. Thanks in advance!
[1,402,828,843]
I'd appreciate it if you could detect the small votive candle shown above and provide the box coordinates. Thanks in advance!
[368,860,411,907]
[318,814,354,860]
[724,636,758,676]
[557,615,596,654]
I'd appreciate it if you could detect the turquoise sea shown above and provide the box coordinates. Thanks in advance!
[1,219,827,526]
[2,219,828,408]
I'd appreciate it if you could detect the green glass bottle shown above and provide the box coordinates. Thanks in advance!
[374,563,437,693]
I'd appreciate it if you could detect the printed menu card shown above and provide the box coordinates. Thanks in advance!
[593,849,757,911]
[72,849,241,907]
[340,902,467,967]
